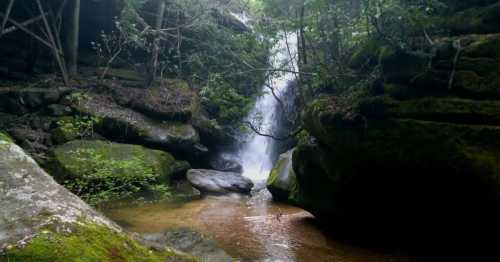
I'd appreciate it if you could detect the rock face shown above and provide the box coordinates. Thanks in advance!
[140,229,232,262]
[0,87,71,116]
[187,169,253,195]
[290,4,500,247]
[0,138,195,261]
[208,154,243,173]
[266,149,296,202]
[49,140,190,203]
[112,79,198,122]
[63,92,206,155]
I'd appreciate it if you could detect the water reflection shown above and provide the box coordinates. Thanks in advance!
[103,190,414,262]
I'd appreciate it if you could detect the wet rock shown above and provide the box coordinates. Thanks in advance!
[140,229,232,262]
[187,169,253,195]
[266,149,296,202]
[208,154,243,173]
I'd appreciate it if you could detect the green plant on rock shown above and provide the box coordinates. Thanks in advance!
[62,148,169,205]
[67,92,90,104]
[56,116,101,140]
[200,74,253,125]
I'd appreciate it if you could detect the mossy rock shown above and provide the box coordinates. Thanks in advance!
[0,131,13,143]
[0,139,196,261]
[2,222,197,262]
[111,79,199,122]
[51,118,80,144]
[266,149,297,202]
[63,92,204,155]
[297,96,500,241]
[49,140,190,203]
[358,96,500,125]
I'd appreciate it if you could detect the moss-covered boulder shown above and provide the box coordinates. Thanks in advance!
[292,94,500,246]
[63,92,207,155]
[49,140,190,204]
[0,138,196,261]
[266,149,296,202]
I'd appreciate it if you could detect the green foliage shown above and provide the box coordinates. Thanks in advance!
[67,92,90,104]
[104,0,270,125]
[56,116,101,140]
[61,147,170,205]
[200,74,253,124]
[260,0,448,93]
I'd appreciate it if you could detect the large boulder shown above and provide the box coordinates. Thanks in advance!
[291,94,500,246]
[266,149,296,202]
[0,138,195,261]
[48,140,190,203]
[63,92,207,155]
[187,169,253,195]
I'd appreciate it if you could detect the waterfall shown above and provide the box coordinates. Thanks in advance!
[238,32,298,185]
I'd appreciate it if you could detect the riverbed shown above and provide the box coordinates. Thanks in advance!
[103,189,414,262]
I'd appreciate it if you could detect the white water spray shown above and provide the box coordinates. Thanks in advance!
[238,33,298,184]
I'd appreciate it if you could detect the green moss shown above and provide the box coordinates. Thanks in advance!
[49,140,179,204]
[266,157,287,188]
[1,222,197,262]
[0,132,13,143]
[267,150,297,202]
[358,96,500,125]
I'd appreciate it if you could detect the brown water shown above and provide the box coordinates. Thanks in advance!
[102,190,414,262]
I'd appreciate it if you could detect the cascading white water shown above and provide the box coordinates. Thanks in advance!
[238,32,298,184]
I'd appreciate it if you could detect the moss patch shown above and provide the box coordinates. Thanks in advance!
[0,132,13,143]
[49,140,187,204]
[358,96,500,125]
[1,223,197,262]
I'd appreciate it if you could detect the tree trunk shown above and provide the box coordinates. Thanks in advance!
[65,0,80,76]
[149,0,166,86]
[299,5,307,66]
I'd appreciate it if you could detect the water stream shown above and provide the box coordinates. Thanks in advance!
[102,33,414,262]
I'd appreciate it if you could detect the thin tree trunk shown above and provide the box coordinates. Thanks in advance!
[36,0,69,86]
[65,0,80,76]
[299,5,307,66]
[149,0,166,86]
